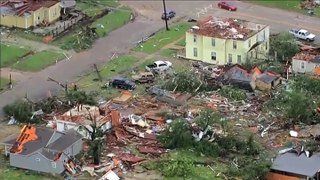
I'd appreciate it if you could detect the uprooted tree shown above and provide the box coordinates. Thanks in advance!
[161,71,215,93]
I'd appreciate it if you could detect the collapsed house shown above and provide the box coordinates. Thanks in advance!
[223,64,281,91]
[53,105,111,139]
[0,125,83,175]
[185,16,270,65]
[0,0,63,29]
[292,47,320,76]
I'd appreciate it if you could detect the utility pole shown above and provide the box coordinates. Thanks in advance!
[162,0,169,31]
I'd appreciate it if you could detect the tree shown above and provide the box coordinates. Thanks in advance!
[84,112,105,165]
[65,90,96,106]
[269,32,299,62]
[285,90,316,124]
[3,100,34,123]
[159,120,194,149]
[196,108,223,130]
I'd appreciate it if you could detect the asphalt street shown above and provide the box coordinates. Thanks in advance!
[124,0,320,44]
[0,1,319,117]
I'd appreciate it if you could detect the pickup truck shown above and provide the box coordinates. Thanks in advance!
[289,29,316,42]
[145,60,172,72]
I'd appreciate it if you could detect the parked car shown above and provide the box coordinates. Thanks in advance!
[110,77,136,90]
[218,1,237,11]
[289,29,316,42]
[161,10,176,20]
[132,72,155,84]
[145,60,173,72]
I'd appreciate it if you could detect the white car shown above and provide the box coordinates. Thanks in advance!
[289,29,316,42]
[145,60,172,72]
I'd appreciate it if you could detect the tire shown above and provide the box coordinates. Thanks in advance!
[306,38,311,42]
[229,8,232,11]
[218,5,221,8]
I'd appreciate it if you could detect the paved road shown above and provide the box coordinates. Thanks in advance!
[0,16,163,116]
[124,0,320,44]
[0,1,320,117]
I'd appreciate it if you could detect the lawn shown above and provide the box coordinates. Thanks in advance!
[160,48,178,58]
[77,55,139,98]
[0,77,9,90]
[175,38,186,47]
[13,51,64,72]
[77,0,120,17]
[92,7,132,37]
[144,149,226,180]
[0,44,30,67]
[253,0,320,17]
[134,23,192,54]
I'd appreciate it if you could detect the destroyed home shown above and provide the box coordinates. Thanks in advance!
[255,70,281,91]
[292,47,320,75]
[223,64,281,91]
[0,0,62,29]
[0,125,83,175]
[185,16,270,65]
[223,64,260,91]
[269,152,320,180]
[54,105,111,139]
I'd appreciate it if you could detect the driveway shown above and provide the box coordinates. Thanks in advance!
[0,1,320,117]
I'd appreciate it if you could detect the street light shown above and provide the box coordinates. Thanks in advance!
[162,0,169,31]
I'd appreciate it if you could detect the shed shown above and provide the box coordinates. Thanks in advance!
[270,152,320,179]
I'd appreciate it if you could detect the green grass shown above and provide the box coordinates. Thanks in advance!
[145,149,226,180]
[175,38,186,47]
[0,78,10,90]
[76,0,120,17]
[160,48,178,58]
[0,44,30,67]
[77,55,139,98]
[134,23,192,54]
[13,51,64,72]
[92,7,132,37]
[253,0,320,17]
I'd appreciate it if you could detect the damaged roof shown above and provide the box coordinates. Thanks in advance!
[188,16,267,40]
[0,0,59,16]
[272,152,320,177]
[293,48,320,62]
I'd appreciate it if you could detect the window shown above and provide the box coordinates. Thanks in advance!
[211,38,215,46]
[256,35,258,42]
[211,52,216,60]
[237,55,241,63]
[265,42,268,50]
[63,123,68,131]
[263,30,266,40]
[248,40,251,48]
[233,41,237,49]
[37,16,40,20]
[35,158,40,162]
[52,162,56,168]
[193,48,198,57]
[193,35,197,43]
[228,54,232,63]
[301,62,305,69]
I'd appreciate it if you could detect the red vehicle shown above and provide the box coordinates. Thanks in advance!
[218,1,237,11]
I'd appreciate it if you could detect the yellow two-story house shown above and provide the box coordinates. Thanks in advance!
[185,16,270,65]
[0,0,61,29]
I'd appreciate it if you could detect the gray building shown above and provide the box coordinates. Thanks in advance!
[271,152,320,179]
[292,48,320,74]
[1,126,83,175]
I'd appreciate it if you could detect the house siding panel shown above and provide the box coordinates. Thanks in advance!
[185,25,270,65]
[292,59,316,73]
[10,152,65,174]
